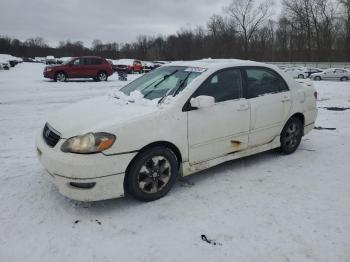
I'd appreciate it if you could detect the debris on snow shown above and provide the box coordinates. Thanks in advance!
[201,234,222,246]
[322,106,350,111]
[314,126,336,130]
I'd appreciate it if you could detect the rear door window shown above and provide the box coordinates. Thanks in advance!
[92,58,102,65]
[246,68,289,98]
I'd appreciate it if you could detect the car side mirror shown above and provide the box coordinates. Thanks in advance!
[190,95,215,109]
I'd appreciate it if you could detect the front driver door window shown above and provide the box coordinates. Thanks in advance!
[187,68,250,164]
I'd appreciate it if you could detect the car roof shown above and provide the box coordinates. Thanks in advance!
[167,59,270,70]
[72,56,103,59]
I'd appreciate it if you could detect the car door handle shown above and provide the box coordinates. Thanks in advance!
[237,104,249,111]
[281,96,291,102]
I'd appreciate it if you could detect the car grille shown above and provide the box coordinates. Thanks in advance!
[42,123,61,147]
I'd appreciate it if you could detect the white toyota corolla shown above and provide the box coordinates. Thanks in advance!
[36,59,318,202]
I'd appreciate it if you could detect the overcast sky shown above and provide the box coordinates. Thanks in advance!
[0,0,280,47]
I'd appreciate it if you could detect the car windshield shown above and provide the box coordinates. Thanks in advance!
[120,66,204,100]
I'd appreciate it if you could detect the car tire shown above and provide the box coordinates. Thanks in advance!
[125,146,179,202]
[314,76,321,81]
[298,74,304,79]
[54,72,67,82]
[97,71,108,81]
[280,117,303,155]
[340,76,348,81]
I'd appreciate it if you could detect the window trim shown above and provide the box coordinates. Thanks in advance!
[182,67,246,112]
[242,66,289,99]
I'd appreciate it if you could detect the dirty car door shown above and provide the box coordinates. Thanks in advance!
[187,68,250,164]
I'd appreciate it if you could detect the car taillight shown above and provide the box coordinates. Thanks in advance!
[314,91,318,99]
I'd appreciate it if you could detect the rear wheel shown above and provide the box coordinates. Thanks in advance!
[126,147,179,202]
[280,117,303,154]
[340,76,348,81]
[54,72,66,82]
[298,74,304,79]
[97,71,108,81]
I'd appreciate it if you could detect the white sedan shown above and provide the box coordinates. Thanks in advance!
[310,68,350,81]
[36,59,318,202]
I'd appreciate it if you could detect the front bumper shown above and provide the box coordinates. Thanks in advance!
[43,169,126,201]
[43,71,54,79]
[36,131,137,201]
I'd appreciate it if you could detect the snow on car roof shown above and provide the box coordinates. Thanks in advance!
[167,58,267,70]
[116,59,136,65]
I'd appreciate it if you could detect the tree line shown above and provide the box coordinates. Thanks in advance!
[1,0,349,62]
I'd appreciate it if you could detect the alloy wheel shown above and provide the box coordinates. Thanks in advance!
[56,73,66,82]
[137,156,171,194]
[98,72,107,81]
[283,122,301,150]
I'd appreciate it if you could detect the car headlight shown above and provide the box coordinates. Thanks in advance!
[61,132,116,154]
[46,68,52,72]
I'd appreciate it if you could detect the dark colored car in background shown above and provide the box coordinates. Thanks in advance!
[43,56,113,82]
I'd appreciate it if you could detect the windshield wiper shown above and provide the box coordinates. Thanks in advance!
[158,72,191,104]
[143,70,178,99]
[173,72,191,96]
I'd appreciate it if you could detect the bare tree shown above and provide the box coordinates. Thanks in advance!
[283,0,314,60]
[224,0,273,58]
[92,39,103,52]
[207,14,227,38]
[339,0,350,59]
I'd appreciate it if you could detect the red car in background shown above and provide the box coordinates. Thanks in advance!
[115,59,143,74]
[43,56,113,82]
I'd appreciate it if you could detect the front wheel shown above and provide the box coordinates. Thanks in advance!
[298,74,304,79]
[126,147,179,202]
[314,76,321,81]
[340,76,348,81]
[54,72,66,82]
[280,117,303,154]
[97,71,108,81]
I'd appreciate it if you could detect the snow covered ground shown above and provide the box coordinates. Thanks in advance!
[0,63,349,262]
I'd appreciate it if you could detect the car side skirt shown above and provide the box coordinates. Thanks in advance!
[182,136,281,176]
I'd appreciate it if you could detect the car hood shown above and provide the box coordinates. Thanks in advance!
[47,95,159,138]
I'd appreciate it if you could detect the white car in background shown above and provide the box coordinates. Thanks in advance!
[284,67,309,79]
[310,68,350,81]
[0,60,10,70]
[36,59,317,202]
